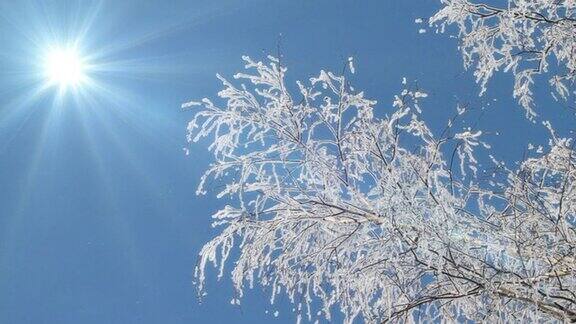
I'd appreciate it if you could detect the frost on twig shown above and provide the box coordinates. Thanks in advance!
[187,56,576,323]
[431,0,576,119]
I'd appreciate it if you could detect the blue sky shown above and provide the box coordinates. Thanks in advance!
[0,1,573,323]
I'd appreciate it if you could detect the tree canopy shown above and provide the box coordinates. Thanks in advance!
[187,2,576,322]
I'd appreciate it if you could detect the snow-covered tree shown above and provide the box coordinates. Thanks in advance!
[186,57,576,323]
[431,0,576,119]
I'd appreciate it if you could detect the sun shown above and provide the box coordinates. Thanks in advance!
[44,48,86,87]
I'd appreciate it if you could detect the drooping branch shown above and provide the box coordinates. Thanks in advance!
[186,56,576,323]
[432,0,576,119]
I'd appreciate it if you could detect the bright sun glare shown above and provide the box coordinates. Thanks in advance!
[45,48,85,87]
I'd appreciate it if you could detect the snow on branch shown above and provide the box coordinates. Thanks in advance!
[187,56,576,323]
[431,0,576,119]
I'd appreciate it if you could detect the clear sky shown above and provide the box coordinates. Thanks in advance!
[0,1,573,323]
